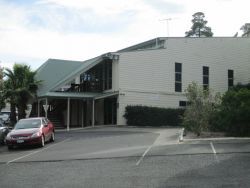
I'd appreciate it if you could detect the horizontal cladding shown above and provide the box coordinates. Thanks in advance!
[117,91,186,125]
[119,38,250,94]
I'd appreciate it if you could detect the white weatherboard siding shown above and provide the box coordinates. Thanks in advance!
[117,91,186,125]
[117,38,250,125]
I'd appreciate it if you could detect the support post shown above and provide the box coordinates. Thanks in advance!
[81,100,84,128]
[45,98,48,118]
[38,99,40,117]
[92,99,95,127]
[67,98,70,131]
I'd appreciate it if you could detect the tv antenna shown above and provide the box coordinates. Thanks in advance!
[159,17,178,37]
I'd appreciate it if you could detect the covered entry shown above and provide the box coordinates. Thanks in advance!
[32,91,118,130]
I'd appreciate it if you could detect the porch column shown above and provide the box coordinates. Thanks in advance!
[45,98,48,118]
[38,99,40,117]
[81,100,84,128]
[67,98,70,131]
[92,99,95,127]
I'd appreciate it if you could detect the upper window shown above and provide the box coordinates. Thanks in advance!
[175,63,182,92]
[228,69,234,89]
[203,66,209,90]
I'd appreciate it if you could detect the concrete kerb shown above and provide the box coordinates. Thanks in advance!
[178,128,250,142]
[184,137,250,142]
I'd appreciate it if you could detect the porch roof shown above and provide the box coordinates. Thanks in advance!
[40,91,99,99]
[39,91,119,99]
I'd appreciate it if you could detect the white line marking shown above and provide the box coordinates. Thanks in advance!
[136,145,153,166]
[210,142,219,162]
[210,142,216,154]
[6,138,70,165]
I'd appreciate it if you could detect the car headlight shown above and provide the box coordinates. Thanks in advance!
[31,132,42,138]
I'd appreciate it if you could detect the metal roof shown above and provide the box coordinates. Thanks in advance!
[36,59,83,97]
[39,91,119,99]
[41,91,100,99]
[50,56,103,92]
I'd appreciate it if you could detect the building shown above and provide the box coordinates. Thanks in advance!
[34,37,250,129]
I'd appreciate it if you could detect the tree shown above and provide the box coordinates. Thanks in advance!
[0,66,5,111]
[4,64,40,123]
[240,23,250,37]
[185,12,213,37]
[216,87,250,136]
[182,82,220,136]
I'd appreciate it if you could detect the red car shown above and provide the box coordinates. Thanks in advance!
[6,117,55,150]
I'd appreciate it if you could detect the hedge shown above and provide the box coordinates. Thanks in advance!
[123,105,184,127]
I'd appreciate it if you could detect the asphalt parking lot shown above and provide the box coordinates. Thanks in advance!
[0,126,250,188]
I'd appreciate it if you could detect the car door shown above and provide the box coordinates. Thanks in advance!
[45,118,54,135]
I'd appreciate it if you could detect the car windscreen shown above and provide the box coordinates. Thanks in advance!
[14,119,41,129]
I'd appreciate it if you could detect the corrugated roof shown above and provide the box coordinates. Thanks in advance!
[40,91,119,99]
[36,55,111,98]
[50,56,103,92]
[36,59,83,97]
[42,91,99,99]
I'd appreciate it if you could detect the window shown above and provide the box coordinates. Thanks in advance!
[175,63,182,92]
[203,66,209,90]
[228,69,234,89]
[179,101,187,107]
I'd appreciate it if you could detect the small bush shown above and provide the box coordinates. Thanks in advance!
[182,82,221,136]
[124,105,184,127]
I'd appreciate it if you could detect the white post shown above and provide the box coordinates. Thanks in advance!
[67,98,70,131]
[45,98,48,118]
[92,99,95,127]
[38,99,40,117]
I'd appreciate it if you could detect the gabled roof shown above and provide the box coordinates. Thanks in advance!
[36,59,83,97]
[50,56,103,93]
[36,55,112,97]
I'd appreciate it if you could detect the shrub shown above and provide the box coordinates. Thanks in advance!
[182,82,221,136]
[216,88,250,136]
[123,105,184,127]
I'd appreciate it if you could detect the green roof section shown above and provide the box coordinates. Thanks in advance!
[51,56,103,92]
[36,55,114,98]
[36,59,83,97]
[42,91,100,99]
[40,91,119,99]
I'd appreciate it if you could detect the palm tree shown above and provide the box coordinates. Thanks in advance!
[4,64,41,124]
[0,66,5,111]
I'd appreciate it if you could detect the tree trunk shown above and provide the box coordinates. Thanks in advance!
[18,103,27,120]
[9,102,17,126]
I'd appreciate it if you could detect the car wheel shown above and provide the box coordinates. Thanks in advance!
[40,135,45,147]
[50,132,55,142]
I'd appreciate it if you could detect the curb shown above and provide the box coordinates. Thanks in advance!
[184,137,250,142]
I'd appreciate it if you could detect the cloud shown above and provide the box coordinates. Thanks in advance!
[143,0,185,14]
[1,0,138,34]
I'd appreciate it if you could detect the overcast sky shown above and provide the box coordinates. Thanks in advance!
[0,0,249,70]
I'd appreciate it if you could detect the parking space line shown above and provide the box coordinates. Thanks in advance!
[210,142,219,162]
[136,145,153,166]
[6,138,70,165]
[210,142,216,154]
